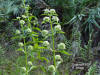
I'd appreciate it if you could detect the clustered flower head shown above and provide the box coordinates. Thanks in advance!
[16,29,21,34]
[25,28,32,33]
[20,20,25,25]
[55,55,62,61]
[21,67,26,71]
[17,17,21,20]
[43,41,50,47]
[58,43,66,50]
[52,16,59,22]
[28,61,32,65]
[18,42,24,47]
[43,17,50,22]
[54,25,61,31]
[28,45,33,50]
[44,9,50,14]
[50,9,56,14]
[41,30,48,37]
[48,65,55,72]
[44,9,56,14]
[22,15,27,18]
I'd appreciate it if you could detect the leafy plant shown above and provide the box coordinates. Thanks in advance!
[85,62,97,75]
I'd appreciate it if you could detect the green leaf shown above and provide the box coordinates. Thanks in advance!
[58,50,72,55]
[39,57,49,63]
[29,66,38,72]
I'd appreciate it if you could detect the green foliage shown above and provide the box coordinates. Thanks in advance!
[85,62,97,75]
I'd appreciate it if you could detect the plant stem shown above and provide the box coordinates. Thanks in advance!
[49,16,56,67]
[21,23,28,75]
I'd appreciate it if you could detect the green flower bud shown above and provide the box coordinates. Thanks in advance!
[28,45,33,50]
[17,17,21,20]
[28,61,32,65]
[16,30,21,34]
[43,41,50,47]
[21,67,26,71]
[48,65,55,72]
[22,15,27,18]
[20,20,25,25]
[18,42,24,47]
[55,55,62,61]
[41,30,48,37]
[44,9,50,14]
[50,9,56,14]
[58,43,66,50]
[54,25,61,31]
[52,16,59,22]
[43,17,50,22]
[25,28,32,33]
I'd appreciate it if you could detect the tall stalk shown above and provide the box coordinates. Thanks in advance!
[20,23,28,75]
[49,15,56,67]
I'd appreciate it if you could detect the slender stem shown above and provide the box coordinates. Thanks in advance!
[21,23,28,75]
[49,16,56,67]
[24,39,28,75]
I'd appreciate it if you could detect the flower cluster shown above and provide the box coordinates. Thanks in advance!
[58,43,66,50]
[52,16,59,23]
[55,55,62,61]
[54,25,61,31]
[48,65,55,72]
[25,28,32,33]
[18,42,24,47]
[28,45,33,50]
[44,9,56,14]
[20,20,25,25]
[43,41,50,47]
[41,30,48,37]
[16,29,21,34]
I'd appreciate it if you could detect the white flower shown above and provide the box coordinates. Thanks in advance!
[58,43,66,50]
[55,55,62,61]
[52,16,59,22]
[28,45,33,50]
[18,42,24,47]
[28,61,32,65]
[22,15,27,18]
[48,65,55,72]
[54,25,61,31]
[41,30,48,36]
[25,28,32,33]
[20,20,25,24]
[21,67,26,71]
[50,9,56,14]
[43,41,50,47]
[43,17,50,22]
[44,9,50,14]
[16,30,21,34]
[17,17,21,20]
